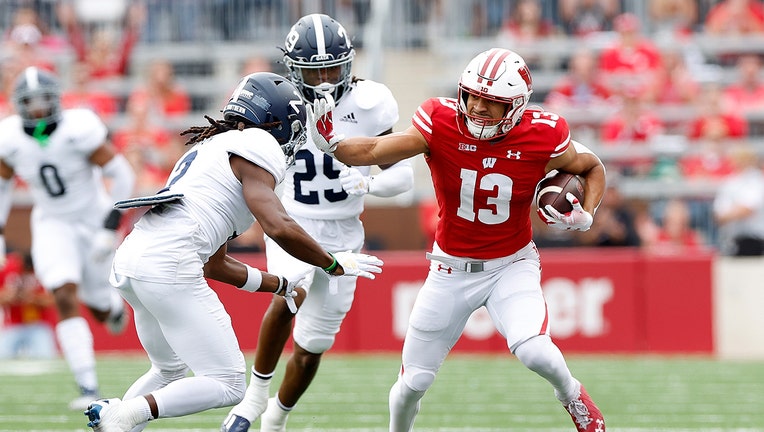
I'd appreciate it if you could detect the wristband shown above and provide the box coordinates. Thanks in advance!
[322,253,339,275]
[239,265,262,292]
[274,276,287,296]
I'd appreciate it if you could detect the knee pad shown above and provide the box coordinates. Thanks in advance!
[401,365,437,392]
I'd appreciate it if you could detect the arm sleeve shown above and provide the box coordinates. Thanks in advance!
[102,154,136,204]
[368,159,414,198]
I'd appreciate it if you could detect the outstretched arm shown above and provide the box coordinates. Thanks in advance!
[309,93,428,166]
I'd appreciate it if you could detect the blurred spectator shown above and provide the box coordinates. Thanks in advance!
[713,145,764,256]
[0,62,21,119]
[4,22,57,73]
[704,0,764,36]
[722,54,764,115]
[496,0,556,41]
[647,0,698,37]
[0,252,57,360]
[544,48,613,111]
[600,88,665,177]
[597,13,663,93]
[144,0,201,42]
[495,0,557,68]
[60,61,119,120]
[644,47,700,109]
[643,199,706,253]
[57,1,144,80]
[111,96,179,194]
[559,0,620,37]
[685,83,748,142]
[577,177,641,247]
[679,85,740,178]
[5,6,67,52]
[127,59,191,118]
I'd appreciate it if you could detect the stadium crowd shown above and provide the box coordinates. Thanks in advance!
[1,0,764,255]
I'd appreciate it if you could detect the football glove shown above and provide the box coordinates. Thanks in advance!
[339,167,370,196]
[91,229,118,263]
[334,251,383,280]
[275,276,302,314]
[307,93,344,154]
[538,193,594,232]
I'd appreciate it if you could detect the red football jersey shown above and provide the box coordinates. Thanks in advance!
[413,97,571,259]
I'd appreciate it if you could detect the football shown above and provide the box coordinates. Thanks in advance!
[535,171,585,215]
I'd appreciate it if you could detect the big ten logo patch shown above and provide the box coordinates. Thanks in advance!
[391,278,613,340]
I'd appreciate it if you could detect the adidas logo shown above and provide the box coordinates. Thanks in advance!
[339,112,358,123]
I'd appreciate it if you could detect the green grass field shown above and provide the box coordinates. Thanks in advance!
[1,352,762,431]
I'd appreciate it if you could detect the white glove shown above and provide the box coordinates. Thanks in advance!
[0,234,5,268]
[333,251,383,280]
[538,193,594,232]
[307,93,344,153]
[91,229,118,263]
[275,276,302,313]
[339,167,370,196]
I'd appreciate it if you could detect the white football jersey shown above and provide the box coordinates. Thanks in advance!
[113,128,286,282]
[279,79,399,219]
[0,109,109,223]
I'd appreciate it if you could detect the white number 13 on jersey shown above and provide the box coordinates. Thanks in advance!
[457,168,512,225]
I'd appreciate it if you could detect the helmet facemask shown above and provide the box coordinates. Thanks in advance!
[285,56,353,104]
[280,116,308,167]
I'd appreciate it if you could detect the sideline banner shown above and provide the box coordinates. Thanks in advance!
[88,249,714,354]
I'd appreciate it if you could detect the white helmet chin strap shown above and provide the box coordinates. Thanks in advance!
[466,118,500,140]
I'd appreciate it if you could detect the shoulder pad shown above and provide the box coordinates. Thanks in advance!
[350,80,396,111]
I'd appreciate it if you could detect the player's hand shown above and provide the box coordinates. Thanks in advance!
[307,93,344,153]
[334,251,383,279]
[274,275,301,313]
[539,193,593,231]
[0,234,6,268]
[91,229,117,263]
[339,167,370,196]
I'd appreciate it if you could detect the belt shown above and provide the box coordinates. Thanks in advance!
[425,252,519,273]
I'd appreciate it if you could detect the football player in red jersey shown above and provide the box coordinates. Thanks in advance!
[309,48,607,432]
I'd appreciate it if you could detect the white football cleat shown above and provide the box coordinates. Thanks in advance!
[85,398,134,432]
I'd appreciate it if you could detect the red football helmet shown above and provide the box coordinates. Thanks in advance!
[457,48,533,140]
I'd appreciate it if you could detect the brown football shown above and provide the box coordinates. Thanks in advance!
[535,171,585,215]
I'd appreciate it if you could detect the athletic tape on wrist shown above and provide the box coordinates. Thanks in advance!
[239,265,262,292]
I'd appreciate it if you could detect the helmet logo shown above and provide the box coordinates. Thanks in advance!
[285,29,299,52]
[224,104,245,115]
[518,65,533,90]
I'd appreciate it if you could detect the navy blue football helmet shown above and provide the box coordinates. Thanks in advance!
[223,72,308,166]
[12,66,62,131]
[282,13,355,104]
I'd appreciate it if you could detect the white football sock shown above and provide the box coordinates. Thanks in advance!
[56,317,98,391]
[388,379,424,432]
[229,367,271,421]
